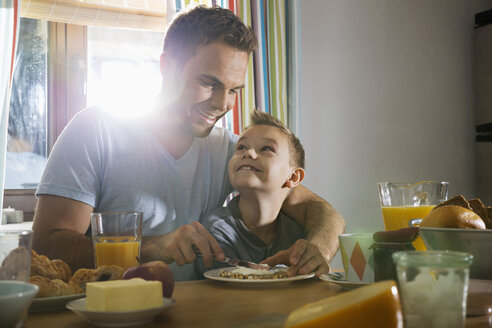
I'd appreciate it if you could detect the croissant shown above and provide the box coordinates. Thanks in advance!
[69,265,124,292]
[96,265,124,281]
[69,268,97,292]
[30,275,83,298]
[52,259,72,283]
[29,251,123,297]
[30,250,72,283]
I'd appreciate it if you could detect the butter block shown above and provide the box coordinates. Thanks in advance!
[86,278,164,312]
[284,280,403,328]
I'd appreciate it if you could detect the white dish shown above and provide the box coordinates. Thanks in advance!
[29,293,85,312]
[203,267,314,287]
[66,297,174,327]
[467,279,492,317]
[469,279,492,293]
[0,281,39,328]
[319,273,369,289]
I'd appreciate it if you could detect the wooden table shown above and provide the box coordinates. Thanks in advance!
[25,279,492,328]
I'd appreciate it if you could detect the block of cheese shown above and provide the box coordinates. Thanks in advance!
[86,278,164,312]
[284,280,403,328]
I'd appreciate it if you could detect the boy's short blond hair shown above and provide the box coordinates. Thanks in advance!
[247,110,305,169]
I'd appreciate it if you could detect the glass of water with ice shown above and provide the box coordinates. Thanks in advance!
[392,250,473,328]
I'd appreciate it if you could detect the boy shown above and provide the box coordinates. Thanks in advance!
[196,111,330,277]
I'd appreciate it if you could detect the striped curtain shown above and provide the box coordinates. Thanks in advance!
[0,0,20,219]
[286,0,300,135]
[174,0,291,134]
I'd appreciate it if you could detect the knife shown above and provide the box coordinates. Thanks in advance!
[217,256,271,271]
[193,247,271,270]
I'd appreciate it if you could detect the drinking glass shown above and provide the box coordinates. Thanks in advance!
[0,230,36,328]
[338,233,374,283]
[0,230,33,281]
[91,212,143,270]
[378,181,448,250]
[393,250,473,328]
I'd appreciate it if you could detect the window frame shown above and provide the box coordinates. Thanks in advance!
[48,22,88,152]
[3,22,88,217]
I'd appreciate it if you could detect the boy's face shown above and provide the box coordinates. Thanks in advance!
[161,42,248,138]
[228,125,294,193]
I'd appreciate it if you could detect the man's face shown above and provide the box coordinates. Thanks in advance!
[162,42,249,138]
[228,125,294,193]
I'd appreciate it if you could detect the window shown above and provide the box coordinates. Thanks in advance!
[5,19,164,191]
[4,19,166,219]
[5,18,48,190]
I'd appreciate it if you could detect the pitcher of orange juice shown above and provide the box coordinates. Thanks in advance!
[378,181,448,250]
[91,212,143,270]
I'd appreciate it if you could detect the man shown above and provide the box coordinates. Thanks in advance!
[32,6,345,281]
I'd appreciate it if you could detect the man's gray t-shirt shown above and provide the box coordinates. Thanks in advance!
[36,106,237,281]
[196,196,306,278]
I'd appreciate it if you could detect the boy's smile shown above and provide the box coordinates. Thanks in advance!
[236,164,261,172]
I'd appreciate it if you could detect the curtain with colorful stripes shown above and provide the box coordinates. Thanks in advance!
[286,0,300,136]
[264,0,287,124]
[235,0,256,130]
[173,0,289,135]
[0,0,20,218]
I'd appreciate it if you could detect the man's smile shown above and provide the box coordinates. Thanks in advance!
[195,107,219,124]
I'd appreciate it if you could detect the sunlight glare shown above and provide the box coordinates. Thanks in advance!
[88,60,161,118]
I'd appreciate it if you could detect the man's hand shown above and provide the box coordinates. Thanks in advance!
[281,185,345,269]
[142,221,224,267]
[261,239,330,277]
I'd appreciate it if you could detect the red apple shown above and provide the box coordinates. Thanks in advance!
[122,261,174,298]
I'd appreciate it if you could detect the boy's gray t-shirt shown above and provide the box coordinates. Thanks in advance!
[36,106,237,281]
[196,196,306,278]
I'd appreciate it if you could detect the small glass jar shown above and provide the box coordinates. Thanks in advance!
[392,250,473,328]
[372,241,414,282]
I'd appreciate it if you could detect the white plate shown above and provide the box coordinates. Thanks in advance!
[29,293,85,312]
[203,267,314,287]
[319,273,369,289]
[469,279,492,293]
[467,279,492,317]
[66,297,174,327]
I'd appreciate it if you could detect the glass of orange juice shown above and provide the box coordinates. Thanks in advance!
[378,181,448,250]
[91,212,143,270]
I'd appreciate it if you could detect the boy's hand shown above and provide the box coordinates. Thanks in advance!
[260,239,330,277]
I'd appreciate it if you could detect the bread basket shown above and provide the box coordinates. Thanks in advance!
[410,218,492,280]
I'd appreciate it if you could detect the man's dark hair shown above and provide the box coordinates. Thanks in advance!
[248,110,305,169]
[163,6,257,65]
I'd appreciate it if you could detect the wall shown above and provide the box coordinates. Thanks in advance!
[298,0,492,268]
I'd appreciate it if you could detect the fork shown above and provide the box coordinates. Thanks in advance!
[327,271,346,281]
